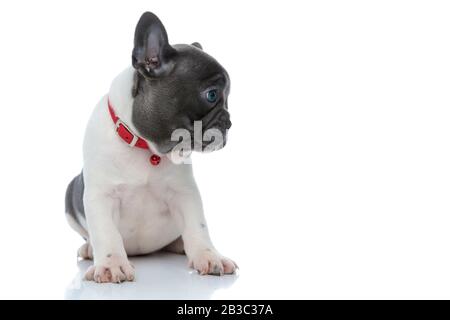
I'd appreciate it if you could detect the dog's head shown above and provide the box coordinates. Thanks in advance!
[131,12,231,154]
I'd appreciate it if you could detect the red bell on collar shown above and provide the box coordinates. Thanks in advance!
[150,154,161,166]
[108,98,161,166]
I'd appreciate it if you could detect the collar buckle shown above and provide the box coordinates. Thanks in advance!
[114,119,139,147]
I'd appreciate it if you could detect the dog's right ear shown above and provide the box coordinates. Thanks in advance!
[191,42,203,50]
[132,12,176,78]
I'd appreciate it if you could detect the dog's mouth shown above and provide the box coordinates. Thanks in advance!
[154,124,229,156]
[196,130,228,152]
[194,119,231,152]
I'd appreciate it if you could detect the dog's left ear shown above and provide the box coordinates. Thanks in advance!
[132,12,176,78]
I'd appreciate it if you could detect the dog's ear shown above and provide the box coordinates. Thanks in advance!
[132,12,176,78]
[191,42,203,50]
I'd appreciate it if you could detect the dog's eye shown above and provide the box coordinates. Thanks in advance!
[205,89,218,103]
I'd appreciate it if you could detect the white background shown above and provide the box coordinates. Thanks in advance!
[0,0,449,299]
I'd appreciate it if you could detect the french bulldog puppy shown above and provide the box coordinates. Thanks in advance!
[65,12,236,283]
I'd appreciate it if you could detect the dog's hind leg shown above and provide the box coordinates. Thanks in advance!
[77,242,93,259]
[65,172,92,259]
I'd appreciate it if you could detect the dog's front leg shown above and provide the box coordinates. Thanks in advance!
[83,191,135,283]
[171,188,237,275]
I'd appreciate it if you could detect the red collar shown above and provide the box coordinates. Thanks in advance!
[108,98,161,166]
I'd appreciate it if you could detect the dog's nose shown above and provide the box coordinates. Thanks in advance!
[219,113,231,129]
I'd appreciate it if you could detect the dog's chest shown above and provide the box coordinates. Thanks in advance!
[107,148,181,254]
[113,180,180,255]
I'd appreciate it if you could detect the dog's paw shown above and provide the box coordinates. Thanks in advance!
[188,249,238,275]
[84,254,135,283]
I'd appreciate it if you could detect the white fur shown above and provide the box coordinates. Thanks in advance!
[80,67,236,282]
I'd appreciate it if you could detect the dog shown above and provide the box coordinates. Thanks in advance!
[65,12,236,283]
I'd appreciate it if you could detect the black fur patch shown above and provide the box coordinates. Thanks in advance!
[65,172,86,236]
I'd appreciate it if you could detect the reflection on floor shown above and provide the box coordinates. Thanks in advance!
[65,252,238,300]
